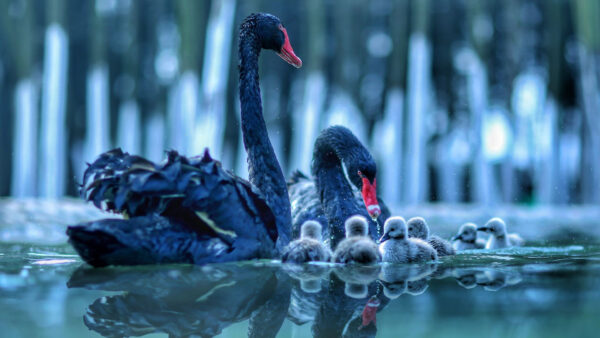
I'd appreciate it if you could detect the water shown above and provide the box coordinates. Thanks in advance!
[1,230,599,337]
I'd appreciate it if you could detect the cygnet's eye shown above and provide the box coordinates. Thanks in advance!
[408,227,413,231]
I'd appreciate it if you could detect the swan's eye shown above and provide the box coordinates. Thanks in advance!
[357,170,363,177]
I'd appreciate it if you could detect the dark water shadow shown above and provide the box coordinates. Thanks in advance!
[68,261,523,338]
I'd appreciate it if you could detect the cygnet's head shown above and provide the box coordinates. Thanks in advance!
[344,283,368,299]
[452,223,478,243]
[455,273,478,289]
[407,217,429,240]
[300,279,322,293]
[301,220,322,240]
[477,218,507,238]
[344,215,369,238]
[382,281,407,299]
[406,279,429,296]
[379,216,407,243]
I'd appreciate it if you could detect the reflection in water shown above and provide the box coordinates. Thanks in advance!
[68,262,524,338]
[452,267,522,291]
[476,270,522,292]
[68,264,290,337]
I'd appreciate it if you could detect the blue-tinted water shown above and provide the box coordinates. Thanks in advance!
[1,200,599,337]
[1,241,599,338]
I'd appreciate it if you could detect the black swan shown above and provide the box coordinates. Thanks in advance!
[67,13,301,266]
[288,126,390,248]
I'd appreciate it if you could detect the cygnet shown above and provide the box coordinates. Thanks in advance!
[282,220,332,263]
[477,218,524,249]
[451,223,486,250]
[378,217,438,263]
[407,217,455,256]
[332,215,381,264]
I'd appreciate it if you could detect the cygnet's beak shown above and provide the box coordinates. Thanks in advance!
[451,234,462,241]
[378,232,390,244]
[477,226,490,232]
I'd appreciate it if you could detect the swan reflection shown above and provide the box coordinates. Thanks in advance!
[69,262,522,337]
[68,263,290,338]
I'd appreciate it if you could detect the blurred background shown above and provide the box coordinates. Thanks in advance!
[0,0,598,207]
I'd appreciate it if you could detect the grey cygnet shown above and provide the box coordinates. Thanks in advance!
[407,217,455,256]
[378,216,438,263]
[282,220,332,263]
[451,223,486,251]
[477,218,524,249]
[332,215,381,264]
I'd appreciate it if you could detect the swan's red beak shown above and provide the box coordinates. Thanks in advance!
[277,26,302,68]
[361,177,381,219]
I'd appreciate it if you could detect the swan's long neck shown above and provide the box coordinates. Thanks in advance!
[238,29,291,249]
[312,131,378,247]
[314,163,358,248]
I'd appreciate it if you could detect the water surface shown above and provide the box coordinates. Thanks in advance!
[1,241,599,338]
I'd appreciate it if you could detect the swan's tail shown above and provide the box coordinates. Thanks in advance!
[82,148,220,216]
[81,148,159,214]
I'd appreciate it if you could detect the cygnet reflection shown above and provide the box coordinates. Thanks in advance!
[283,263,331,293]
[378,264,437,299]
[476,269,522,291]
[334,265,381,299]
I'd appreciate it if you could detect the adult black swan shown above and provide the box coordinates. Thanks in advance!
[67,13,301,266]
[288,126,390,248]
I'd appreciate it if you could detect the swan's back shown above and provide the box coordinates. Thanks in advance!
[81,148,277,241]
[66,215,248,266]
[70,148,280,266]
[287,172,329,242]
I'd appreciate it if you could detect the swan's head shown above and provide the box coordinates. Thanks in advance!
[312,126,381,219]
[407,217,429,240]
[379,216,407,243]
[344,148,379,219]
[477,218,507,238]
[355,164,381,219]
[344,215,369,238]
[300,220,322,240]
[243,13,302,68]
[452,223,478,243]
